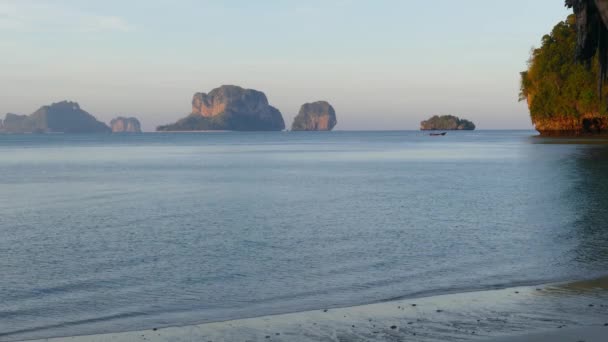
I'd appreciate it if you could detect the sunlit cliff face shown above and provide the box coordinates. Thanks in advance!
[566,0,608,88]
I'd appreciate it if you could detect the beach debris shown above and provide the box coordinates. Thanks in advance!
[390,325,397,329]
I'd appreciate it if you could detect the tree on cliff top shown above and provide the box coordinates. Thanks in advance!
[520,15,608,120]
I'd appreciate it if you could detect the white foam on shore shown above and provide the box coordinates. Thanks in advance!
[22,280,608,342]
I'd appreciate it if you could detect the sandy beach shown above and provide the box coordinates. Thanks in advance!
[21,277,608,342]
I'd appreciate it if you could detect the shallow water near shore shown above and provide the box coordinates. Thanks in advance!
[1,130,608,341]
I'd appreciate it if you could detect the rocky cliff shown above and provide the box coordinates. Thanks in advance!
[291,101,337,131]
[420,115,475,131]
[110,117,142,133]
[157,85,285,131]
[0,101,110,133]
[520,15,608,136]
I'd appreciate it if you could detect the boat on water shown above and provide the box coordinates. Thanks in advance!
[429,132,447,136]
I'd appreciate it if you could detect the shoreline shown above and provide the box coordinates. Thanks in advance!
[17,276,608,342]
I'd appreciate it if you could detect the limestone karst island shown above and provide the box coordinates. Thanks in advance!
[110,117,142,133]
[0,101,143,134]
[291,101,337,131]
[157,85,285,132]
[0,101,111,134]
[420,115,476,131]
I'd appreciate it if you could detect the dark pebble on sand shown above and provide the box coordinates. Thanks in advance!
[408,322,414,325]
[436,309,443,313]
[589,304,594,307]
[265,336,270,339]
[515,291,519,294]
[411,304,417,307]
[390,325,397,330]
[352,325,355,328]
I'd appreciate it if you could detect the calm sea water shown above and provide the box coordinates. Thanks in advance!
[1,131,608,341]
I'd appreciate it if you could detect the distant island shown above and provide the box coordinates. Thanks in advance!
[0,101,110,134]
[157,85,285,132]
[291,101,337,131]
[420,115,475,131]
[111,117,142,133]
[520,14,608,136]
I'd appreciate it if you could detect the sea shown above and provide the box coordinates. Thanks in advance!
[1,130,608,341]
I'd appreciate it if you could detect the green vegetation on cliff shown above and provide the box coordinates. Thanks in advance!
[520,15,608,133]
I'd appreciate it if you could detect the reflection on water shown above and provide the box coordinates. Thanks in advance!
[570,145,608,268]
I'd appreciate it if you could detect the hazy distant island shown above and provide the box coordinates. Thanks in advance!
[420,115,476,131]
[291,101,337,131]
[520,14,608,136]
[110,117,142,133]
[0,101,110,134]
[157,85,285,132]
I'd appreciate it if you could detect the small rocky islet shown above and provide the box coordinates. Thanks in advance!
[291,101,337,131]
[110,117,142,133]
[420,115,475,131]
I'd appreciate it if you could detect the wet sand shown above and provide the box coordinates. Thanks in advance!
[23,277,608,342]
[489,326,607,342]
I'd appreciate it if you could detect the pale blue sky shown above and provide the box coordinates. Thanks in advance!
[0,0,570,131]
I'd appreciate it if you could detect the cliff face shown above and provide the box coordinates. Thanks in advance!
[110,117,142,133]
[291,101,337,131]
[0,101,110,133]
[420,115,475,130]
[530,112,608,136]
[158,85,285,131]
[520,15,608,136]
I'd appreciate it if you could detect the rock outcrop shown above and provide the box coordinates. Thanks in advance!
[291,101,337,131]
[521,15,608,136]
[420,115,475,130]
[0,101,110,133]
[110,117,142,133]
[529,114,608,136]
[157,85,285,131]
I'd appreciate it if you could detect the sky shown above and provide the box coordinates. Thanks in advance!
[0,0,571,131]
